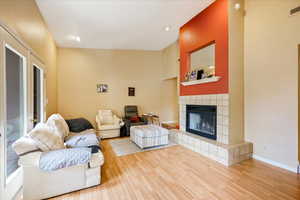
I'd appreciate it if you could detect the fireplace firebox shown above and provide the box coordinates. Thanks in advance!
[186,105,217,140]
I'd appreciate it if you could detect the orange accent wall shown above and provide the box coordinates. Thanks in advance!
[179,0,228,96]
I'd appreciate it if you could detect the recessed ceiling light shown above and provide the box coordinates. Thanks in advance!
[68,35,81,42]
[234,3,241,10]
[164,26,171,32]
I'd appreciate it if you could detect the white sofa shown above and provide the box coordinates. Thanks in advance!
[96,110,123,139]
[19,150,104,200]
[12,114,105,200]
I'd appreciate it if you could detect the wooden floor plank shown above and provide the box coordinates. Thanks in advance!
[49,139,300,200]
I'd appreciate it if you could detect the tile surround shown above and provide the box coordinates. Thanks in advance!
[179,94,229,144]
[169,130,253,166]
[177,94,253,166]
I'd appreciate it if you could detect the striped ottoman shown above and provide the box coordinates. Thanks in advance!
[130,125,169,149]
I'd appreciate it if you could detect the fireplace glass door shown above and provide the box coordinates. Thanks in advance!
[186,105,217,140]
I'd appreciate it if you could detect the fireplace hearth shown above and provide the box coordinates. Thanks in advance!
[186,105,217,140]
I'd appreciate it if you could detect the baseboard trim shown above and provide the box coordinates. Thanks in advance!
[252,154,297,173]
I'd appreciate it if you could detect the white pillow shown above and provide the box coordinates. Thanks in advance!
[12,135,40,156]
[47,114,69,139]
[28,123,65,152]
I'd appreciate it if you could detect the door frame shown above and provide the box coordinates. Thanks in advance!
[29,55,46,129]
[0,27,29,200]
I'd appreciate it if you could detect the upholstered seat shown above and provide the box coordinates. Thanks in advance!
[96,110,123,139]
[14,114,104,200]
[19,150,104,200]
[122,105,148,136]
[130,125,169,149]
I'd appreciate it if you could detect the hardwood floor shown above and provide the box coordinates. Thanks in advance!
[50,139,300,200]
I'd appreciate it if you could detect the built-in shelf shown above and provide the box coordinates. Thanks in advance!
[181,76,221,86]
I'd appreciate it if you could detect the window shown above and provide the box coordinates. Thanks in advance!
[5,45,27,178]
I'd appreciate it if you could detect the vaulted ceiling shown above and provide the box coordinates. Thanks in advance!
[36,0,215,50]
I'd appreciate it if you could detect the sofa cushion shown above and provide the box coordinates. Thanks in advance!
[12,135,40,156]
[65,118,94,133]
[39,148,91,171]
[28,123,65,152]
[47,114,69,139]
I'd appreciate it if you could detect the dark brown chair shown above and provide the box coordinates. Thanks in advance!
[121,105,148,136]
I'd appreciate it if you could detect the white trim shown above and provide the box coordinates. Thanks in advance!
[252,154,298,173]
[181,76,221,86]
[1,39,27,200]
[32,64,46,123]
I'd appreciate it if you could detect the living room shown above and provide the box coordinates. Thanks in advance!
[0,0,300,200]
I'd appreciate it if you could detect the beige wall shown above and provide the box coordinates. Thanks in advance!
[0,0,57,116]
[244,0,300,169]
[57,48,165,124]
[160,78,179,123]
[228,0,245,145]
[162,41,179,80]
[161,42,180,123]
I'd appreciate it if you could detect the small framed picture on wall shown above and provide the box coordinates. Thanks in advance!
[97,84,108,93]
[128,87,135,96]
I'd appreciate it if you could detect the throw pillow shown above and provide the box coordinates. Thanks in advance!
[65,118,94,133]
[12,135,40,156]
[28,123,65,152]
[47,114,69,139]
[130,116,140,123]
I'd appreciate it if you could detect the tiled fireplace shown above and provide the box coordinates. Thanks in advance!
[170,94,253,166]
[180,94,230,144]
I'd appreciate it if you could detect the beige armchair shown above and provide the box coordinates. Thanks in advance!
[96,110,123,139]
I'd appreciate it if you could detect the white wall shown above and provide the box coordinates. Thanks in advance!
[244,0,300,171]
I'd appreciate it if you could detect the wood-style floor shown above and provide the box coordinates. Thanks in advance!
[50,138,300,200]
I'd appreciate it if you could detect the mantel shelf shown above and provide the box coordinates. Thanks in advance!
[181,76,221,86]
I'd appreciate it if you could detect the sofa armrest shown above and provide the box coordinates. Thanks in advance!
[96,115,101,129]
[113,115,124,126]
[19,151,42,168]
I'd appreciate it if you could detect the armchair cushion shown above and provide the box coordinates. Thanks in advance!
[96,110,122,128]
[98,124,120,130]
[98,110,114,125]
